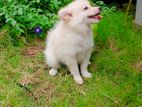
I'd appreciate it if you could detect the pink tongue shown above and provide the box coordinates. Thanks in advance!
[95,16,101,20]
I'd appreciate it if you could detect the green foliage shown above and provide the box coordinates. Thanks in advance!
[94,0,116,15]
[0,0,72,45]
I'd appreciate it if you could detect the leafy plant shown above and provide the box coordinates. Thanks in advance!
[0,0,72,46]
[93,0,116,15]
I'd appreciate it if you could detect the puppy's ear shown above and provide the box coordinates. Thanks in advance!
[58,8,73,21]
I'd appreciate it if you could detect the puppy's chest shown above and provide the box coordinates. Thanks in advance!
[75,35,93,51]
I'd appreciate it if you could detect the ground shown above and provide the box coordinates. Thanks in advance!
[0,12,142,107]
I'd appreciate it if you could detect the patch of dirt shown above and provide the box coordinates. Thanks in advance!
[34,84,54,97]
[22,45,44,57]
[0,29,7,37]
[108,38,119,52]
[19,73,41,86]
[0,85,4,93]
[18,76,54,105]
[134,61,142,72]
[18,68,55,105]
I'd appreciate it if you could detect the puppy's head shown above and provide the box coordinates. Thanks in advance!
[58,0,101,26]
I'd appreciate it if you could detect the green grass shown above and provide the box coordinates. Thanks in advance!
[0,11,142,107]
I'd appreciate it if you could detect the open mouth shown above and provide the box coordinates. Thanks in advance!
[88,13,102,20]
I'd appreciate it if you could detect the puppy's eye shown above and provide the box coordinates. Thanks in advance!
[83,6,88,10]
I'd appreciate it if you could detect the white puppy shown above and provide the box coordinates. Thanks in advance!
[44,0,101,84]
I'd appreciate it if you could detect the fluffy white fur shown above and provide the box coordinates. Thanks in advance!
[44,0,101,84]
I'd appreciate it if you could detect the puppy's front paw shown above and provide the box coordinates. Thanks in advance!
[74,76,84,85]
[49,69,58,76]
[82,71,92,78]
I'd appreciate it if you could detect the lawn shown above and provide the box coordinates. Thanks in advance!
[0,11,142,107]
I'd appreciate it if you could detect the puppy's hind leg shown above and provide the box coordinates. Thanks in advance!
[49,68,58,77]
[45,51,59,76]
